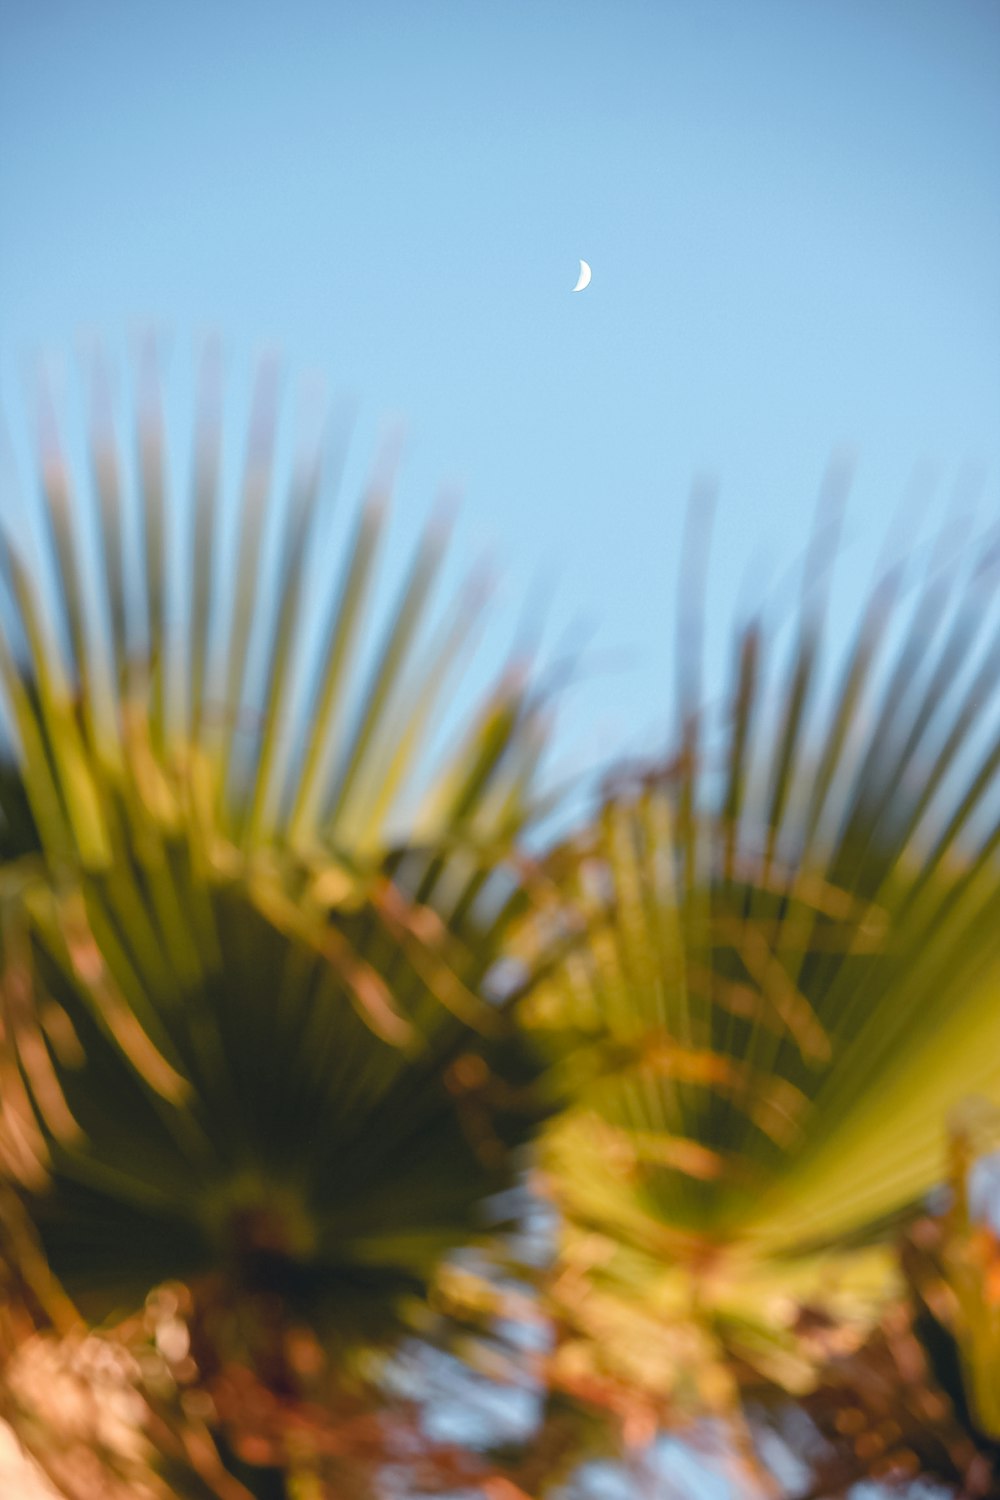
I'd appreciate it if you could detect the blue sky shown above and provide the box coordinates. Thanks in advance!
[1,0,998,788]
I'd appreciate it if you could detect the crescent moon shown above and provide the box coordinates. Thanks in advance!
[572,259,592,292]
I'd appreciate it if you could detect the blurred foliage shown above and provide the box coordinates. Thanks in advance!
[2,353,1000,1498]
[517,498,1000,1443]
[742,1120,1000,1500]
[0,347,559,1496]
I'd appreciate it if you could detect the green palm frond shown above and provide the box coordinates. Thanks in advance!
[751,1137,1000,1500]
[0,350,553,1356]
[523,515,1000,1408]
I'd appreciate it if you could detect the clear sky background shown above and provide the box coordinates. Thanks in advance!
[1,0,999,792]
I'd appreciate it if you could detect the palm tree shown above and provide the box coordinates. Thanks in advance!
[0,348,558,1498]
[515,502,1000,1489]
[5,357,1000,1500]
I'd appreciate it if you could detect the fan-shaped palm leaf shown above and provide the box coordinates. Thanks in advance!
[522,509,1000,1418]
[0,349,555,1389]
